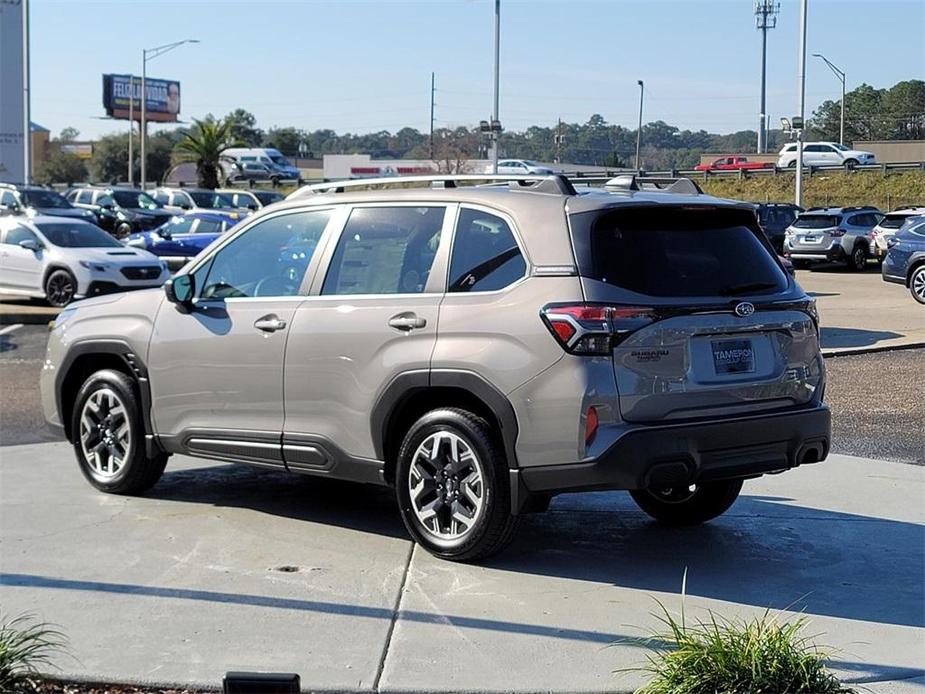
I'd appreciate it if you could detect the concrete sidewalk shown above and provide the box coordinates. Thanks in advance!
[0,444,923,693]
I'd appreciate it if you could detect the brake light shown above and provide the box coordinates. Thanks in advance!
[831,228,847,237]
[541,304,656,355]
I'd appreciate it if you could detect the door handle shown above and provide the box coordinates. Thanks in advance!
[254,314,287,332]
[388,313,427,331]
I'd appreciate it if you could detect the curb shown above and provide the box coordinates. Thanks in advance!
[822,342,925,358]
[0,312,57,326]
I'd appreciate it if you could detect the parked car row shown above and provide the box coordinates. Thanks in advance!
[881,214,925,304]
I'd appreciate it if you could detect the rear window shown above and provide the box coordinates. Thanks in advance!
[793,214,840,229]
[881,214,911,229]
[576,207,787,298]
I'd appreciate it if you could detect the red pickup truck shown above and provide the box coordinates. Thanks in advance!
[695,156,774,171]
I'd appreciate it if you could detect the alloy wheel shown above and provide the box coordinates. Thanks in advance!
[46,274,74,306]
[408,431,486,541]
[912,268,925,302]
[79,388,132,478]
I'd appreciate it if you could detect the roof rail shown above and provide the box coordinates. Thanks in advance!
[602,175,703,195]
[288,173,577,199]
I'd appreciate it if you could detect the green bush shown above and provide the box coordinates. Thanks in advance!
[0,613,68,691]
[631,603,851,694]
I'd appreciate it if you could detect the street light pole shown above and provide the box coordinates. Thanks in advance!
[140,39,199,189]
[128,75,134,185]
[813,53,846,146]
[491,0,500,173]
[795,0,807,208]
[635,80,644,172]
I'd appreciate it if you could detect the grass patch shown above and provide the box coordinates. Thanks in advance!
[0,613,69,692]
[630,602,851,694]
[697,169,925,209]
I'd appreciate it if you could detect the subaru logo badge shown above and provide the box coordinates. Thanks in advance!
[734,302,755,317]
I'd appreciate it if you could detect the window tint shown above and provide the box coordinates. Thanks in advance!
[881,214,911,229]
[201,210,331,299]
[170,193,189,207]
[76,191,91,204]
[794,214,840,229]
[449,208,526,292]
[166,218,195,234]
[0,191,15,206]
[579,207,787,298]
[4,225,39,246]
[195,220,224,234]
[322,206,445,296]
[36,221,122,248]
[96,194,114,207]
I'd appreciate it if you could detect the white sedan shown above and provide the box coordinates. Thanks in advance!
[496,159,558,175]
[0,215,168,307]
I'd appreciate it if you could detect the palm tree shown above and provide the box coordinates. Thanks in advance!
[176,118,242,189]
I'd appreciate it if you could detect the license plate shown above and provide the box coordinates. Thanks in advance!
[801,235,817,243]
[711,339,755,374]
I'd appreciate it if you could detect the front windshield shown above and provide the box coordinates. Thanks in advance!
[255,191,284,205]
[269,155,289,166]
[36,221,123,248]
[190,191,235,209]
[112,191,161,210]
[22,189,71,209]
[521,160,537,166]
[834,144,850,151]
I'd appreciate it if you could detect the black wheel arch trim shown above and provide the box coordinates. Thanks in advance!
[370,368,521,471]
[56,339,162,456]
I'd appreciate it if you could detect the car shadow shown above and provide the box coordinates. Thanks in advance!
[820,326,903,348]
[146,465,923,631]
[0,334,19,353]
[490,491,923,630]
[150,463,407,540]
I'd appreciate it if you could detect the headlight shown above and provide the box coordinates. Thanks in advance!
[79,260,110,272]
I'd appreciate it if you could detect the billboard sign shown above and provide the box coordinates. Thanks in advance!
[0,0,26,183]
[102,74,180,122]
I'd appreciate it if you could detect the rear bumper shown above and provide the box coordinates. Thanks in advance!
[788,244,846,262]
[516,405,830,504]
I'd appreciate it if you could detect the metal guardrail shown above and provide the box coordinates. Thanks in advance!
[565,161,925,180]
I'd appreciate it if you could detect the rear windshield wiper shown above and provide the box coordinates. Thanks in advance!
[718,282,779,295]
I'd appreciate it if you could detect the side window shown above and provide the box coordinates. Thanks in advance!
[76,190,90,204]
[449,208,526,293]
[153,192,169,205]
[170,193,188,207]
[96,194,113,207]
[4,225,39,246]
[201,209,331,299]
[170,218,196,234]
[0,191,15,206]
[321,206,446,296]
[195,220,223,234]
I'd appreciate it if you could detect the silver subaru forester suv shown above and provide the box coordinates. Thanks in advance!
[42,174,830,561]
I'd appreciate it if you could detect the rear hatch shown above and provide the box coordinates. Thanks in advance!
[788,213,841,252]
[567,204,823,423]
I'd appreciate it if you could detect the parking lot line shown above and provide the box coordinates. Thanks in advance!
[0,323,24,336]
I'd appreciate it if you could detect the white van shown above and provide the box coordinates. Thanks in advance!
[222,148,302,181]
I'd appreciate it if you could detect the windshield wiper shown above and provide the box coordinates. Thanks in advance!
[718,282,779,296]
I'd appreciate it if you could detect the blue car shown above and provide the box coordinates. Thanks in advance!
[125,211,241,271]
[882,215,925,304]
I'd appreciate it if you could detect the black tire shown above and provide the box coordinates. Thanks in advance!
[630,479,743,526]
[847,243,868,272]
[395,408,517,562]
[909,265,925,305]
[843,158,858,169]
[45,268,77,308]
[71,369,167,495]
[787,160,797,168]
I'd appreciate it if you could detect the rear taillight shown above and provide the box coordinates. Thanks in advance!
[584,406,599,446]
[541,303,656,355]
[831,228,847,237]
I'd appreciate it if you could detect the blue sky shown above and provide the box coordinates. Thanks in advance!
[30,0,925,140]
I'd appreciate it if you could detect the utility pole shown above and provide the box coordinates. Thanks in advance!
[755,1,780,154]
[795,0,808,207]
[128,76,134,185]
[491,0,500,173]
[429,72,435,160]
[635,80,644,172]
[22,0,31,184]
[555,118,562,164]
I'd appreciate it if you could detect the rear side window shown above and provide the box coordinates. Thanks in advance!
[449,208,526,292]
[793,214,840,229]
[321,206,445,295]
[575,207,787,298]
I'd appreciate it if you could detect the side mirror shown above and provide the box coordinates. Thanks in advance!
[19,239,42,252]
[164,273,195,306]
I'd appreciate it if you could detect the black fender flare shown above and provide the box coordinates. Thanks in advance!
[57,339,161,456]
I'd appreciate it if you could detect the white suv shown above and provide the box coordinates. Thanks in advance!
[871,207,925,261]
[0,215,167,307]
[777,142,876,168]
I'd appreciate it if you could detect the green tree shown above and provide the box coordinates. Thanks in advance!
[882,80,925,140]
[35,150,88,185]
[263,127,303,156]
[176,118,242,189]
[57,127,80,142]
[225,108,264,146]
[88,131,175,184]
